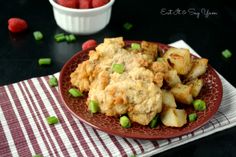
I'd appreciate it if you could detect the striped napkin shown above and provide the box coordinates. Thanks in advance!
[0,40,235,157]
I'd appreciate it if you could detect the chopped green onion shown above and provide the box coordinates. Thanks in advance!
[48,76,58,87]
[54,33,65,42]
[129,155,136,157]
[46,116,59,125]
[120,116,131,128]
[38,58,51,66]
[149,115,158,128]
[131,43,141,50]
[32,154,43,157]
[193,99,206,111]
[123,22,133,31]
[89,100,99,113]
[222,49,232,59]
[112,64,125,74]
[33,31,43,41]
[65,34,76,42]
[188,113,197,122]
[68,88,83,97]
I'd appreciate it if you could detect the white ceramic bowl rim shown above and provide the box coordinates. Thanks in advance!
[49,0,115,13]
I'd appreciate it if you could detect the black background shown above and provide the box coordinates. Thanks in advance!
[0,0,236,156]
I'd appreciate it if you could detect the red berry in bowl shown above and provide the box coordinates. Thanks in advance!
[82,39,97,50]
[79,0,91,9]
[8,18,28,33]
[92,0,109,8]
[57,0,78,8]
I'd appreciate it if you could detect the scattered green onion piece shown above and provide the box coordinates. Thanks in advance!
[68,88,83,97]
[32,155,43,157]
[32,154,43,157]
[33,31,43,41]
[54,33,65,42]
[222,49,232,59]
[149,115,158,128]
[48,76,58,87]
[188,113,197,122]
[120,116,131,128]
[123,22,133,31]
[89,100,99,113]
[193,99,206,111]
[129,155,136,157]
[112,64,125,74]
[38,58,51,66]
[68,34,76,42]
[46,116,59,125]
[131,43,141,50]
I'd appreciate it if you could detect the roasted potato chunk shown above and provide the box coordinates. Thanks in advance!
[164,69,181,87]
[163,48,192,75]
[171,83,193,105]
[162,90,177,108]
[141,41,158,60]
[185,58,208,81]
[187,79,204,97]
[161,108,187,127]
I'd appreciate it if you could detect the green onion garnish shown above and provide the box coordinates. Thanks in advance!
[131,43,141,50]
[66,34,76,42]
[33,31,43,41]
[54,33,65,42]
[112,64,125,74]
[68,88,83,97]
[188,113,197,122]
[123,22,133,31]
[193,99,206,111]
[222,49,232,59]
[149,115,158,128]
[32,154,43,157]
[89,100,99,113]
[48,76,58,87]
[38,58,51,66]
[46,116,59,125]
[120,116,131,128]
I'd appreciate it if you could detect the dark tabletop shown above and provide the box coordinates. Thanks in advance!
[0,0,236,156]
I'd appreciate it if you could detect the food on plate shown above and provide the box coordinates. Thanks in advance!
[188,113,197,122]
[70,37,209,128]
[160,108,187,127]
[8,18,28,33]
[193,99,206,111]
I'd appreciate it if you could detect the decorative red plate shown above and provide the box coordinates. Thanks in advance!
[59,41,223,140]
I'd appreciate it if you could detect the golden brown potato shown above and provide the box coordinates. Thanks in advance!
[163,48,192,75]
[141,41,158,60]
[162,90,177,108]
[170,83,193,105]
[161,108,187,127]
[104,37,125,47]
[164,69,181,87]
[187,79,204,97]
[185,58,208,81]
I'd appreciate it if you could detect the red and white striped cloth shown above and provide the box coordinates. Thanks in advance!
[0,40,236,157]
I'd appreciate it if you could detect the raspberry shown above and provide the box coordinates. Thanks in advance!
[57,0,78,8]
[91,0,109,8]
[82,39,97,50]
[8,18,28,33]
[79,0,91,9]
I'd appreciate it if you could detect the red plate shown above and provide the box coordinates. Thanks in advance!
[59,41,223,140]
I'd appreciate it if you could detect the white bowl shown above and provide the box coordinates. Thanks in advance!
[49,0,115,35]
